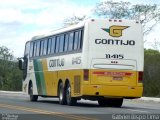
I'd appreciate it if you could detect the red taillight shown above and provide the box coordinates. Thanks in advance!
[84,69,89,81]
[138,71,143,83]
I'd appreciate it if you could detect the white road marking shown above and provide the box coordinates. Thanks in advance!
[126,109,150,113]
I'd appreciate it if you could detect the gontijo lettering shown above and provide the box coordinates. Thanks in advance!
[49,58,64,67]
[95,39,135,46]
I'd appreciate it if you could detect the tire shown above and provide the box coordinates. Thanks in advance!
[66,83,77,106]
[111,98,123,107]
[98,99,108,106]
[58,82,66,105]
[29,82,38,102]
[98,98,123,107]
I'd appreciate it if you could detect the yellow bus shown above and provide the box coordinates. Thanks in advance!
[19,19,144,107]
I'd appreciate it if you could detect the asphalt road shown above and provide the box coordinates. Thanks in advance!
[0,92,160,120]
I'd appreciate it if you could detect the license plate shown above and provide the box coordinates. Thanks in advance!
[113,76,123,80]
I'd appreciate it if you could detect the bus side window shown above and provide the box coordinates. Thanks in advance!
[51,37,56,54]
[68,32,74,51]
[40,40,44,56]
[24,42,30,57]
[64,34,69,52]
[55,36,60,53]
[33,42,37,57]
[36,41,40,56]
[59,34,64,53]
[74,31,79,50]
[43,39,48,55]
[78,30,83,50]
[29,42,34,57]
[47,38,52,54]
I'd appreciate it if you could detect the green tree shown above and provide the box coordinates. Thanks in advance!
[63,15,87,27]
[64,1,160,36]
[144,48,159,55]
[0,46,13,89]
[143,49,160,97]
[94,1,131,19]
[94,0,160,35]
[0,46,22,91]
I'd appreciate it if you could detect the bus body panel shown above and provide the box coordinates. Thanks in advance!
[82,84,143,98]
[82,19,144,98]
[24,53,83,96]
[87,19,144,70]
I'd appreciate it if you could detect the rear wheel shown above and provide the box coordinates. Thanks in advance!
[111,98,123,107]
[98,99,108,106]
[66,83,77,106]
[29,82,38,102]
[58,82,66,105]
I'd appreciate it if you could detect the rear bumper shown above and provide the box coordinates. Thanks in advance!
[82,85,143,98]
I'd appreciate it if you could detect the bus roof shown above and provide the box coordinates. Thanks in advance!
[30,20,86,41]
[30,19,140,41]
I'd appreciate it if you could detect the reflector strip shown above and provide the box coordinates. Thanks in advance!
[93,71,133,77]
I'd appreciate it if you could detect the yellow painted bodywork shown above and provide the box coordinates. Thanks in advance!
[84,69,143,98]
[39,60,143,98]
[90,69,137,86]
[41,59,57,96]
[82,84,143,97]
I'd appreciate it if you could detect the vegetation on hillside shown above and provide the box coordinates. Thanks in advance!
[0,46,22,91]
[143,49,160,97]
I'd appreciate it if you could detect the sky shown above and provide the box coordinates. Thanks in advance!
[0,0,160,57]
